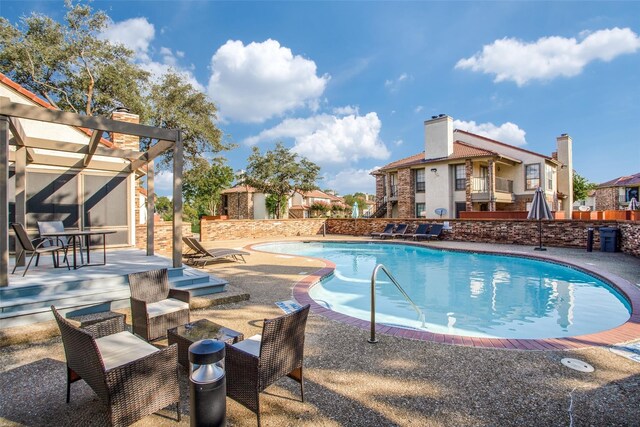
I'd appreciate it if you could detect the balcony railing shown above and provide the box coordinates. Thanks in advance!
[389,184,398,198]
[471,176,513,193]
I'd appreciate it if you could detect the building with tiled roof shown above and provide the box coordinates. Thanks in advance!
[371,115,573,219]
[594,172,640,211]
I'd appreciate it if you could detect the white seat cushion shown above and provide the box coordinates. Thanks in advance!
[96,331,159,370]
[146,298,189,319]
[232,334,262,356]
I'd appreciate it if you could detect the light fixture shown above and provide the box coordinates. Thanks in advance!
[430,168,438,173]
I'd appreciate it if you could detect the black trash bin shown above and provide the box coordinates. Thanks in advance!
[599,227,619,252]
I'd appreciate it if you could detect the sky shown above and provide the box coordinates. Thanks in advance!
[2,1,640,196]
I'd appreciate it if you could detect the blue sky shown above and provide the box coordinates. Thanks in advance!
[3,1,640,196]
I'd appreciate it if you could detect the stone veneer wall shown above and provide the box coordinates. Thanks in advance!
[135,220,193,255]
[595,187,619,211]
[397,168,415,218]
[200,218,326,241]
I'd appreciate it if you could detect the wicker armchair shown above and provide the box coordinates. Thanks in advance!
[51,306,181,426]
[128,268,191,341]
[226,304,311,426]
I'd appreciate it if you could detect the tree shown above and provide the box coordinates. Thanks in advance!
[0,0,148,116]
[183,157,234,217]
[265,194,287,218]
[0,1,230,166]
[573,171,598,202]
[242,142,320,219]
[343,192,367,207]
[155,196,173,221]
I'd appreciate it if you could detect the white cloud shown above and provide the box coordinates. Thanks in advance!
[244,113,390,165]
[153,170,175,195]
[453,120,527,146]
[385,73,412,92]
[100,18,204,92]
[100,17,155,62]
[208,39,329,123]
[394,139,404,146]
[324,168,377,195]
[333,105,359,115]
[455,27,640,86]
[414,105,424,113]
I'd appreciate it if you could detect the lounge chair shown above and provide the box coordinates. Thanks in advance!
[226,304,310,427]
[381,223,408,239]
[423,223,444,240]
[404,223,430,240]
[371,223,395,239]
[51,305,181,426]
[186,236,250,265]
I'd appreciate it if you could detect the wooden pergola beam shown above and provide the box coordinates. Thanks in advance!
[83,130,104,167]
[8,117,26,146]
[0,116,8,282]
[0,97,178,141]
[21,136,143,161]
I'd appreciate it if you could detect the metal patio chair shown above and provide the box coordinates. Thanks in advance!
[11,222,69,276]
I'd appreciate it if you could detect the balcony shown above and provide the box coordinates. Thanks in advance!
[471,176,514,203]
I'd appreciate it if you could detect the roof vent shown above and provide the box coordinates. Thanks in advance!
[431,116,438,119]
[561,133,568,137]
[438,114,446,118]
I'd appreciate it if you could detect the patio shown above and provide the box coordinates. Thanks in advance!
[1,238,639,426]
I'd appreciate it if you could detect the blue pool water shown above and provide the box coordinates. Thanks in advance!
[254,241,631,339]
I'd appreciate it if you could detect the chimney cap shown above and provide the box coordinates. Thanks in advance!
[438,114,446,118]
[113,106,131,113]
[431,115,438,119]
[560,133,568,137]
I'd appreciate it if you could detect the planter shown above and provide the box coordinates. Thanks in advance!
[603,210,629,220]
[630,211,640,222]
[201,215,228,221]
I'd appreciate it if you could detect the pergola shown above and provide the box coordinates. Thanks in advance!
[0,96,184,286]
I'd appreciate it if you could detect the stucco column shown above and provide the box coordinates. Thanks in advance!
[465,159,473,211]
[488,159,496,211]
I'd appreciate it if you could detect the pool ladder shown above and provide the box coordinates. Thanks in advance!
[368,264,426,343]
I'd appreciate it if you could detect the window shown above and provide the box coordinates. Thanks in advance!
[546,165,553,191]
[525,164,540,190]
[455,164,466,191]
[415,169,425,193]
[415,203,425,218]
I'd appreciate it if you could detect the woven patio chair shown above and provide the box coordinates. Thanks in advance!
[225,304,311,426]
[11,222,69,276]
[51,306,181,426]
[128,268,191,341]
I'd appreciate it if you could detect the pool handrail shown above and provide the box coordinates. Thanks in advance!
[369,263,426,343]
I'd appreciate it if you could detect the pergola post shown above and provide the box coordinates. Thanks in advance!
[0,115,8,285]
[172,131,183,268]
[14,146,26,266]
[146,160,155,256]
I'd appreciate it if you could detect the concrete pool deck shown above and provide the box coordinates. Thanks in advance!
[1,237,639,426]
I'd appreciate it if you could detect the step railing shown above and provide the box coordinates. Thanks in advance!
[368,264,426,343]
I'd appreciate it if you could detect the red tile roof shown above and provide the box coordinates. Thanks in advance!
[454,129,553,161]
[598,172,640,188]
[221,185,258,194]
[376,141,498,171]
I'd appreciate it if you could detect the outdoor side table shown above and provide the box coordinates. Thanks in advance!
[68,310,126,328]
[168,319,244,368]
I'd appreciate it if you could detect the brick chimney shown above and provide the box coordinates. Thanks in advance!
[110,107,140,151]
[424,114,453,159]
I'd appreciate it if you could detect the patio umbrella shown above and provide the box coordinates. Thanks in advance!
[527,187,553,251]
[628,197,639,210]
[352,202,359,218]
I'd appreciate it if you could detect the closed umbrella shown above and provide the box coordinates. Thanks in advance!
[628,197,639,210]
[527,187,553,251]
[352,202,359,218]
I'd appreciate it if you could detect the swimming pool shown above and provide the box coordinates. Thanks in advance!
[254,241,631,340]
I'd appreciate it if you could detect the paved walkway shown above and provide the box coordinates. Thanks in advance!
[1,237,639,426]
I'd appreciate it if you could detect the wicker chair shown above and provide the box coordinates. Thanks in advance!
[128,268,191,341]
[51,306,181,426]
[226,304,311,426]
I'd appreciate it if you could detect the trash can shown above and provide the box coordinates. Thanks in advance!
[586,227,594,252]
[189,339,226,427]
[599,227,619,253]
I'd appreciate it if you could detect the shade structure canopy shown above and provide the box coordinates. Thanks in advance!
[628,197,639,210]
[527,187,553,251]
[352,202,359,219]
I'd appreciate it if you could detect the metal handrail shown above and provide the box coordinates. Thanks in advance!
[368,264,426,343]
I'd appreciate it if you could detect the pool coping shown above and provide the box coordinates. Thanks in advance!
[248,240,640,351]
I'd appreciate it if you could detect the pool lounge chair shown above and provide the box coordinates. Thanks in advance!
[404,223,430,240]
[381,223,408,239]
[185,236,250,265]
[422,223,444,240]
[371,223,395,239]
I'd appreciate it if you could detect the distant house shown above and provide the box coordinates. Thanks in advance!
[595,173,640,211]
[371,115,573,219]
[2,72,144,246]
[220,186,346,219]
[573,189,596,212]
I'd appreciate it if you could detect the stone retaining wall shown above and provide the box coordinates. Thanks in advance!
[200,218,326,241]
[135,221,193,255]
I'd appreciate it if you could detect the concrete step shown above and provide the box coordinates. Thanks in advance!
[0,267,228,328]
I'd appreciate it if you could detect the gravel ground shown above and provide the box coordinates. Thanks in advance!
[1,237,640,426]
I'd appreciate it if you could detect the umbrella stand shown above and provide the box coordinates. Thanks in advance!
[534,219,546,251]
